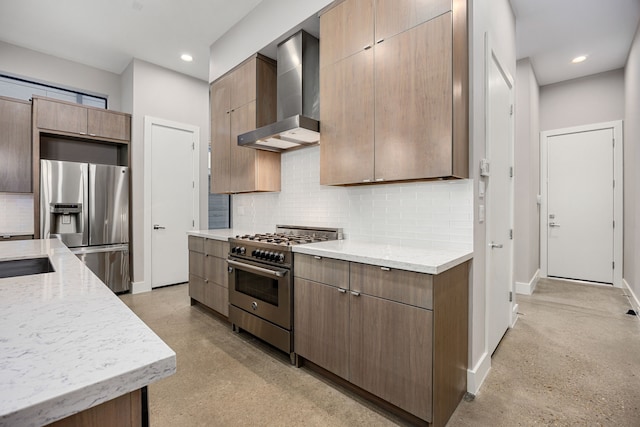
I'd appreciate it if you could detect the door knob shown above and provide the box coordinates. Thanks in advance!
[549,222,560,227]
[153,224,165,230]
[489,242,503,249]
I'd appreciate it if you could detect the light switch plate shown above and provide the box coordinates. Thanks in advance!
[479,205,485,223]
[479,181,485,199]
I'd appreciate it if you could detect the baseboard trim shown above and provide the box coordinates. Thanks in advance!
[516,269,540,295]
[131,280,151,294]
[467,352,491,395]
[623,279,640,315]
[511,303,519,327]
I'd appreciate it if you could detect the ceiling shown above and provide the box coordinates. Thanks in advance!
[510,0,640,85]
[0,1,639,86]
[0,0,264,81]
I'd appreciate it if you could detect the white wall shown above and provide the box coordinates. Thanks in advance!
[127,59,209,288]
[468,0,516,393]
[0,41,122,110]
[209,0,332,81]
[624,22,640,310]
[514,58,540,291]
[540,68,625,132]
[233,147,473,249]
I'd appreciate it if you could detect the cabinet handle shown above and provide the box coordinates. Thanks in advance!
[380,267,390,271]
[79,132,86,135]
[376,39,385,44]
[363,44,372,50]
[313,256,322,260]
[350,291,361,297]
[375,178,384,182]
[205,253,209,257]
[88,133,96,137]
[338,288,347,293]
[204,279,209,283]
[362,179,371,183]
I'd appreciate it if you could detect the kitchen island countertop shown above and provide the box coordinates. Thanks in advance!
[0,239,176,427]
[293,240,473,275]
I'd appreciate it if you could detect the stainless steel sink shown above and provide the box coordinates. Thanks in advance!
[0,257,55,279]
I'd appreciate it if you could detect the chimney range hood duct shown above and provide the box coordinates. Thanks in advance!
[238,31,319,152]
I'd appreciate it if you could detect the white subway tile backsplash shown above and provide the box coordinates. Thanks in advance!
[0,193,35,234]
[232,146,472,248]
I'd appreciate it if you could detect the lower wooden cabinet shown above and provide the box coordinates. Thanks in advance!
[294,254,469,426]
[188,236,229,316]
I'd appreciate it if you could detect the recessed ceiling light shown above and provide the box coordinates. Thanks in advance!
[571,55,587,64]
[181,54,193,62]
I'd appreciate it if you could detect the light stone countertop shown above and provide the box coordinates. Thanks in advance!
[293,240,473,275]
[0,239,176,427]
[187,229,246,241]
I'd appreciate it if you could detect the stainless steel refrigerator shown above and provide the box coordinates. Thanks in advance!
[41,159,130,293]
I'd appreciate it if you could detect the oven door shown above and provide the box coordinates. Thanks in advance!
[227,258,291,329]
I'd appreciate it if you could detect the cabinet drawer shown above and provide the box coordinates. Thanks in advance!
[188,236,204,253]
[205,256,228,288]
[294,254,349,288]
[205,239,229,258]
[350,263,432,309]
[189,251,204,277]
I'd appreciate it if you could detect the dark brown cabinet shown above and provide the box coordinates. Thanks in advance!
[210,54,281,194]
[0,97,32,192]
[319,0,468,185]
[188,236,229,316]
[294,253,469,426]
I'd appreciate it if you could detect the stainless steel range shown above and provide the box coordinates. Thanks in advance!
[227,225,342,364]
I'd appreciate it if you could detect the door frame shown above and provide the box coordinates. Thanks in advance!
[484,34,516,352]
[540,120,623,287]
[143,116,200,292]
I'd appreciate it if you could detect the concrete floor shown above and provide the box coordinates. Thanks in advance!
[120,278,640,426]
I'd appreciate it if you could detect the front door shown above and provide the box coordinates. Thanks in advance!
[546,129,614,284]
[149,119,198,288]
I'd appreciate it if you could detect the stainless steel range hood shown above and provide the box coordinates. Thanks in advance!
[238,31,319,152]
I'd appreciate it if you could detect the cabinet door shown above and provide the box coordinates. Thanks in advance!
[375,0,451,42]
[320,0,374,67]
[320,49,375,185]
[294,278,350,379]
[36,98,87,135]
[210,77,232,193]
[230,58,257,109]
[374,13,452,181]
[350,294,433,421]
[205,255,227,288]
[229,101,257,193]
[205,282,229,317]
[87,109,131,141]
[189,274,206,304]
[0,98,31,192]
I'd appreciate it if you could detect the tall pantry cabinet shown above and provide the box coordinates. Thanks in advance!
[210,54,281,194]
[319,0,468,185]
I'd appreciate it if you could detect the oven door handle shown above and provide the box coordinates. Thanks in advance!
[227,259,288,278]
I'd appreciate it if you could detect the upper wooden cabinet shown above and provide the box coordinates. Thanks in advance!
[0,96,32,193]
[34,97,131,142]
[319,0,468,185]
[210,54,281,194]
[375,0,451,41]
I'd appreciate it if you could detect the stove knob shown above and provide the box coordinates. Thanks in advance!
[239,247,246,255]
[276,253,285,263]
[264,251,272,260]
[251,249,258,257]
[258,250,266,259]
[269,252,277,261]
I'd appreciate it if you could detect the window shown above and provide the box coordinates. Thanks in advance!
[0,74,107,108]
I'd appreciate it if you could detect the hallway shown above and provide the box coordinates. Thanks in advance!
[121,278,640,426]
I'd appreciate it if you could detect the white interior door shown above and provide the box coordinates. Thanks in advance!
[149,120,198,288]
[547,129,614,284]
[486,47,514,356]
